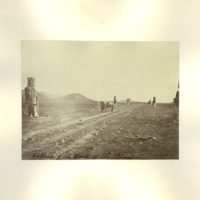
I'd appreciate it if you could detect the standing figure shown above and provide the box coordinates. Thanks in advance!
[24,77,39,117]
[152,97,156,107]
[114,96,117,107]
[30,93,39,118]
[173,82,179,122]
[127,98,131,105]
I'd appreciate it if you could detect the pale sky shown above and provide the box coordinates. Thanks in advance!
[22,41,179,102]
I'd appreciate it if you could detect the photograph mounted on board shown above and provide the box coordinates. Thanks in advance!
[22,41,179,160]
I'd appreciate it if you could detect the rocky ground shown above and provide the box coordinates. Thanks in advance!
[22,103,178,159]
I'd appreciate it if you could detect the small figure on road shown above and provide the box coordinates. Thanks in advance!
[114,96,117,107]
[127,98,131,105]
[152,97,156,107]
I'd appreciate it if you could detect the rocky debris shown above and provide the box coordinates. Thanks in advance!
[118,131,121,134]
[62,139,65,143]
[43,138,50,142]
[120,128,123,130]
[35,141,40,148]
[137,136,156,140]
[79,119,82,121]
[32,153,36,157]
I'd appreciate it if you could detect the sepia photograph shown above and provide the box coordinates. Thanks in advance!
[2,0,200,199]
[22,41,179,160]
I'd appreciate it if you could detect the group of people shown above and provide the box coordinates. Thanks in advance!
[114,96,156,107]
[148,97,156,107]
[100,96,117,113]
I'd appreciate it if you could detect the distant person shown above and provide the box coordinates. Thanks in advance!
[152,97,156,107]
[127,98,131,105]
[173,83,179,122]
[114,96,117,107]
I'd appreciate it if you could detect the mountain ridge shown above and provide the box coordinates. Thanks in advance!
[21,90,98,104]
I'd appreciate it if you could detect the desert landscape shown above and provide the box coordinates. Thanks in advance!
[22,41,179,160]
[22,92,178,160]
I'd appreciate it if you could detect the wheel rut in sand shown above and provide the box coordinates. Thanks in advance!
[22,105,142,159]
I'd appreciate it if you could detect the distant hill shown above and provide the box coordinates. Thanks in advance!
[21,89,53,104]
[55,93,98,104]
[38,92,62,99]
[22,90,98,104]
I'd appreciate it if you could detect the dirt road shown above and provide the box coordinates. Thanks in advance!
[22,103,178,159]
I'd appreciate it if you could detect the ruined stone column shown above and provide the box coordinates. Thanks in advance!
[24,77,39,117]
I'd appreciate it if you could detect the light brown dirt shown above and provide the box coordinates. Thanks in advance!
[22,103,178,160]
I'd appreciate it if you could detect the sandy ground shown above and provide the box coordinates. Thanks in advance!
[22,103,178,159]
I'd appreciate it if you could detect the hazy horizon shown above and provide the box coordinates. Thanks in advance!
[22,41,179,102]
[21,89,176,103]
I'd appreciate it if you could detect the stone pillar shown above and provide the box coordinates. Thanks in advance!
[24,77,39,117]
[27,77,35,87]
